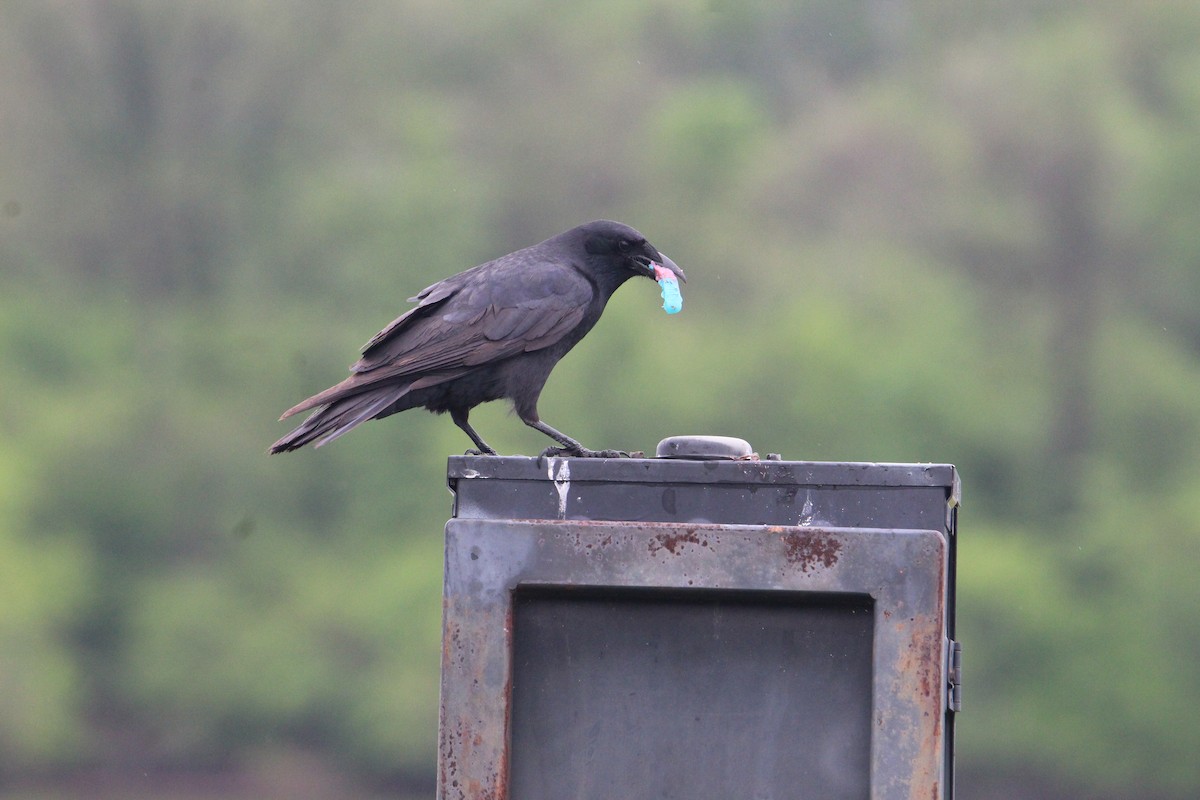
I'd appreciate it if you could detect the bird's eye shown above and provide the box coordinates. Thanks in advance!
[617,239,631,251]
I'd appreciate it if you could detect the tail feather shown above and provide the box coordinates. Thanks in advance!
[269,389,404,453]
[279,374,360,420]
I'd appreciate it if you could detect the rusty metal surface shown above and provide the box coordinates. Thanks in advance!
[438,518,947,800]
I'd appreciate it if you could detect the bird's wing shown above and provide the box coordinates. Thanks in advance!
[280,256,592,418]
[358,285,453,355]
[354,255,592,375]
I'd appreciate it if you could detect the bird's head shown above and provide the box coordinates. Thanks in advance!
[580,220,687,286]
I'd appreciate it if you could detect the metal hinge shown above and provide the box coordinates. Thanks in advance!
[946,639,962,713]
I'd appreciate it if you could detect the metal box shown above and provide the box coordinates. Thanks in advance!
[439,449,960,800]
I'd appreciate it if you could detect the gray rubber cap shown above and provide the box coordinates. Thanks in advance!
[655,435,754,460]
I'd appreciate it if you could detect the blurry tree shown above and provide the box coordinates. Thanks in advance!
[1,2,1200,799]
[1,2,354,299]
[932,22,1138,515]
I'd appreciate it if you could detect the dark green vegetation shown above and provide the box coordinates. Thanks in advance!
[2,2,1199,798]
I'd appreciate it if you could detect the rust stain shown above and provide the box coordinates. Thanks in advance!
[893,622,945,800]
[439,716,460,798]
[440,610,510,799]
[902,626,940,702]
[647,527,705,556]
[573,531,617,554]
[780,530,843,572]
[441,714,506,800]
[496,605,513,800]
[442,616,470,674]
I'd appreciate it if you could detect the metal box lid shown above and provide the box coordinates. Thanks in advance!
[448,453,959,532]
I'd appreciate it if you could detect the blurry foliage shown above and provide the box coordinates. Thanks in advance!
[1,1,1200,798]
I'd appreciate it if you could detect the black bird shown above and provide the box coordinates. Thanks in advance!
[269,220,685,457]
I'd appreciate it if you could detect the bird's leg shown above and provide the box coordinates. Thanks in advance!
[451,408,497,456]
[526,419,586,454]
[525,419,629,459]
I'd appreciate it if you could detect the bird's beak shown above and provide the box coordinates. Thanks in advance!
[655,251,686,283]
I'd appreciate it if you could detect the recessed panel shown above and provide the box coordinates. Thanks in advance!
[510,587,873,800]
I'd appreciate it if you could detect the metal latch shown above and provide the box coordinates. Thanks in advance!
[946,639,962,713]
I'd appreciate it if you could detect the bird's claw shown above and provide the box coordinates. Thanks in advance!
[539,446,642,459]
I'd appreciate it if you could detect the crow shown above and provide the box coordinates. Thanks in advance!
[269,220,685,457]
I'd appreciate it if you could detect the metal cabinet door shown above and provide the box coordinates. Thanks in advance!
[438,519,948,800]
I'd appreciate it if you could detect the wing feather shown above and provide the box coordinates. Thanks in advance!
[286,255,594,414]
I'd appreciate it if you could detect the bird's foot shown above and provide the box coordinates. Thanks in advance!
[539,446,643,459]
[464,447,497,456]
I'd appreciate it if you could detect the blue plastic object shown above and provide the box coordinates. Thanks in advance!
[653,264,683,314]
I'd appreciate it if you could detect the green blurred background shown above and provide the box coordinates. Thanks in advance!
[2,1,1199,798]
